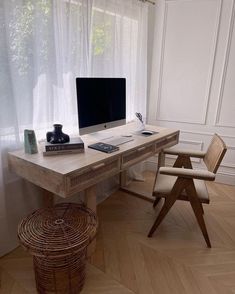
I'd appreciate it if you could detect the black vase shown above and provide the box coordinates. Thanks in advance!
[46,124,70,144]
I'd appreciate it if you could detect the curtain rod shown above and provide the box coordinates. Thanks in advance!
[138,0,155,5]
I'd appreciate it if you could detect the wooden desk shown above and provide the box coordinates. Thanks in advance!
[8,123,179,212]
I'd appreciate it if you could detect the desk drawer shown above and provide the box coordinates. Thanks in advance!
[122,144,155,169]
[66,158,120,194]
[155,133,179,152]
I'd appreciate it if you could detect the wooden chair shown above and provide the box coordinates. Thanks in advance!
[148,134,227,247]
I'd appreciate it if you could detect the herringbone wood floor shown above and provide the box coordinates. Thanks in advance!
[1,172,235,293]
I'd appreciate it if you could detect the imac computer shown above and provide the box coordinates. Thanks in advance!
[76,77,126,136]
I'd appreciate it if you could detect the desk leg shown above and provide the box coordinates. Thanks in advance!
[42,189,54,207]
[84,185,97,257]
[158,151,165,170]
[120,170,127,188]
[85,185,97,213]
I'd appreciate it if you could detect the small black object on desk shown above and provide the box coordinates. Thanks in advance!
[46,124,70,144]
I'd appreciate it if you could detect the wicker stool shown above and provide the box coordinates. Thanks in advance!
[18,202,97,294]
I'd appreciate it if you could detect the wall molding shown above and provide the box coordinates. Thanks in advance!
[155,2,168,122]
[156,0,222,125]
[220,145,235,168]
[217,171,235,176]
[181,129,235,139]
[165,0,217,2]
[179,139,203,145]
[215,0,235,127]
[216,172,235,185]
[179,135,235,167]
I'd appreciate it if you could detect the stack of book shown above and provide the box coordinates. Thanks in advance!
[43,137,84,156]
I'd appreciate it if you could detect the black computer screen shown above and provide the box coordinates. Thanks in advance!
[76,78,126,129]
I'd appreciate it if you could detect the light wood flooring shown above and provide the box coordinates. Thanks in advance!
[1,171,235,293]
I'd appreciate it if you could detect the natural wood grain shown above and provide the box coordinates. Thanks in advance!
[92,177,235,293]
[85,185,97,257]
[42,189,54,207]
[186,180,211,248]
[149,134,227,247]
[0,249,134,294]
[8,123,179,198]
[1,176,235,293]
[203,134,227,173]
[148,177,189,237]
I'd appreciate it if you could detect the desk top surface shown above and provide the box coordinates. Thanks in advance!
[8,123,179,176]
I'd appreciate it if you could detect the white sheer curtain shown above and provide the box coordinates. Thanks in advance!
[0,0,148,256]
[90,0,148,120]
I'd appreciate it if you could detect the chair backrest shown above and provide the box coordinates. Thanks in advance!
[203,134,227,173]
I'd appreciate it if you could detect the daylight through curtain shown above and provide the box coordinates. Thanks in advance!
[0,0,148,255]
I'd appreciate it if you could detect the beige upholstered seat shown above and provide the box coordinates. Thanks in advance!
[154,173,210,204]
[148,134,227,248]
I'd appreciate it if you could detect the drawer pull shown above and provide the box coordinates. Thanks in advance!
[91,163,105,171]
[137,146,146,152]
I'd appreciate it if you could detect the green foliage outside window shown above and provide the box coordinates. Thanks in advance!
[9,0,51,75]
[8,0,112,75]
[92,22,111,56]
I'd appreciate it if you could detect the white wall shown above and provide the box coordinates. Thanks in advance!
[147,0,235,185]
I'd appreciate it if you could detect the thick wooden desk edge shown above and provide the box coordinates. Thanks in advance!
[8,124,179,256]
[8,124,179,206]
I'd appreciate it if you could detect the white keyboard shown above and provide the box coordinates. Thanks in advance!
[104,136,134,146]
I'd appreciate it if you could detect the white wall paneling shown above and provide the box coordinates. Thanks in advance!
[215,0,235,127]
[221,146,235,168]
[156,0,222,124]
[148,0,235,184]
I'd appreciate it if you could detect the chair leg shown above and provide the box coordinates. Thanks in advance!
[148,178,188,237]
[173,155,192,169]
[153,197,161,208]
[186,181,211,248]
[148,201,174,237]
[200,203,204,215]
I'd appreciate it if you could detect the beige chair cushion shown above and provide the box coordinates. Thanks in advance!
[153,173,210,204]
[164,148,206,158]
[159,167,215,181]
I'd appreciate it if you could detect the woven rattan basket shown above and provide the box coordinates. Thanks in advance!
[18,202,97,294]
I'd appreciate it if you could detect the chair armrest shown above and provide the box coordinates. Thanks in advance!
[163,148,206,158]
[159,167,215,181]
